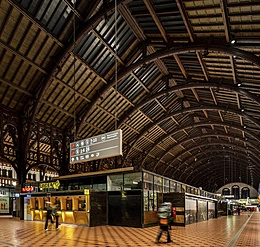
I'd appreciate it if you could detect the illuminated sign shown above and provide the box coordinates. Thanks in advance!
[224,195,234,198]
[70,129,123,164]
[22,187,34,192]
[39,180,60,190]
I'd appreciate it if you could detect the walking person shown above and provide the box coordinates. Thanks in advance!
[52,202,59,230]
[44,203,53,231]
[155,203,172,243]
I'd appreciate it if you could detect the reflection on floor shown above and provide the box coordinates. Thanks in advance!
[0,212,259,246]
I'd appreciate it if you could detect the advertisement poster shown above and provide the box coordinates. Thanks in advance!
[0,197,9,213]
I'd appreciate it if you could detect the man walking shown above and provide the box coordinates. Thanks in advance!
[51,202,60,230]
[155,203,172,243]
[44,203,53,231]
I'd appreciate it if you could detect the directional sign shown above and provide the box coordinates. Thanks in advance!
[70,129,122,164]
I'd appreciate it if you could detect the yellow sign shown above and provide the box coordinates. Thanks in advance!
[39,180,60,190]
[84,189,89,195]
[121,191,126,198]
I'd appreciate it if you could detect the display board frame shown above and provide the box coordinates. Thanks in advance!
[70,129,122,163]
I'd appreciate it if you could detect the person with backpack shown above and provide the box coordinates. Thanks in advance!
[155,203,172,243]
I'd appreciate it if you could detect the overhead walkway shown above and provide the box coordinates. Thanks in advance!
[0,212,259,246]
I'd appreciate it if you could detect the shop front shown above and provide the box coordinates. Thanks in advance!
[0,186,18,216]
[21,167,218,227]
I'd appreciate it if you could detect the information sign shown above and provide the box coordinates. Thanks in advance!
[70,129,122,163]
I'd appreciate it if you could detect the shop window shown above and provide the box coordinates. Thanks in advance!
[154,176,162,192]
[124,172,142,190]
[163,178,169,192]
[170,181,176,192]
[143,172,153,191]
[92,183,106,190]
[107,174,123,191]
[144,190,155,212]
[177,183,182,192]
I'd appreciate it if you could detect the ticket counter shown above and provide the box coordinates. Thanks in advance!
[29,193,90,225]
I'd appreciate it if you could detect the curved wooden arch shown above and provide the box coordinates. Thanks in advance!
[21,0,127,156]
[26,163,60,174]
[182,152,259,183]
[191,171,253,192]
[150,131,259,175]
[189,159,259,189]
[161,143,257,181]
[123,104,260,163]
[118,80,260,128]
[162,136,258,175]
[77,43,260,135]
[169,142,259,177]
[138,120,260,170]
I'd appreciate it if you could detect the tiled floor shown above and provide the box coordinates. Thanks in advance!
[0,212,259,246]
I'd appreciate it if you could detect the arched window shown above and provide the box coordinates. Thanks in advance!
[232,185,239,199]
[222,188,230,195]
[241,187,250,199]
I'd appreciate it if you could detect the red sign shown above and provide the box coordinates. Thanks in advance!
[22,187,34,192]
[172,207,177,219]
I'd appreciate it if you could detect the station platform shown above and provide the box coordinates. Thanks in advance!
[0,212,259,246]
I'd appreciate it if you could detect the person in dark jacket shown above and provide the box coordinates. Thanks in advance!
[44,203,54,231]
[51,202,59,230]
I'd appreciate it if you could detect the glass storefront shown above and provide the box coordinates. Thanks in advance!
[22,168,218,227]
[0,186,18,215]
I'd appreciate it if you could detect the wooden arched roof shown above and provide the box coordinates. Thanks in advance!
[1,0,260,191]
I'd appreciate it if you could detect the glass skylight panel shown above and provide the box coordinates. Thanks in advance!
[19,0,39,12]
[99,54,115,76]
[91,48,110,71]
[76,34,94,56]
[140,66,160,86]
[124,81,143,101]
[117,75,133,92]
[18,0,73,36]
[94,50,114,75]
[83,38,102,62]
[142,103,162,119]
[95,19,109,35]
[35,0,56,25]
